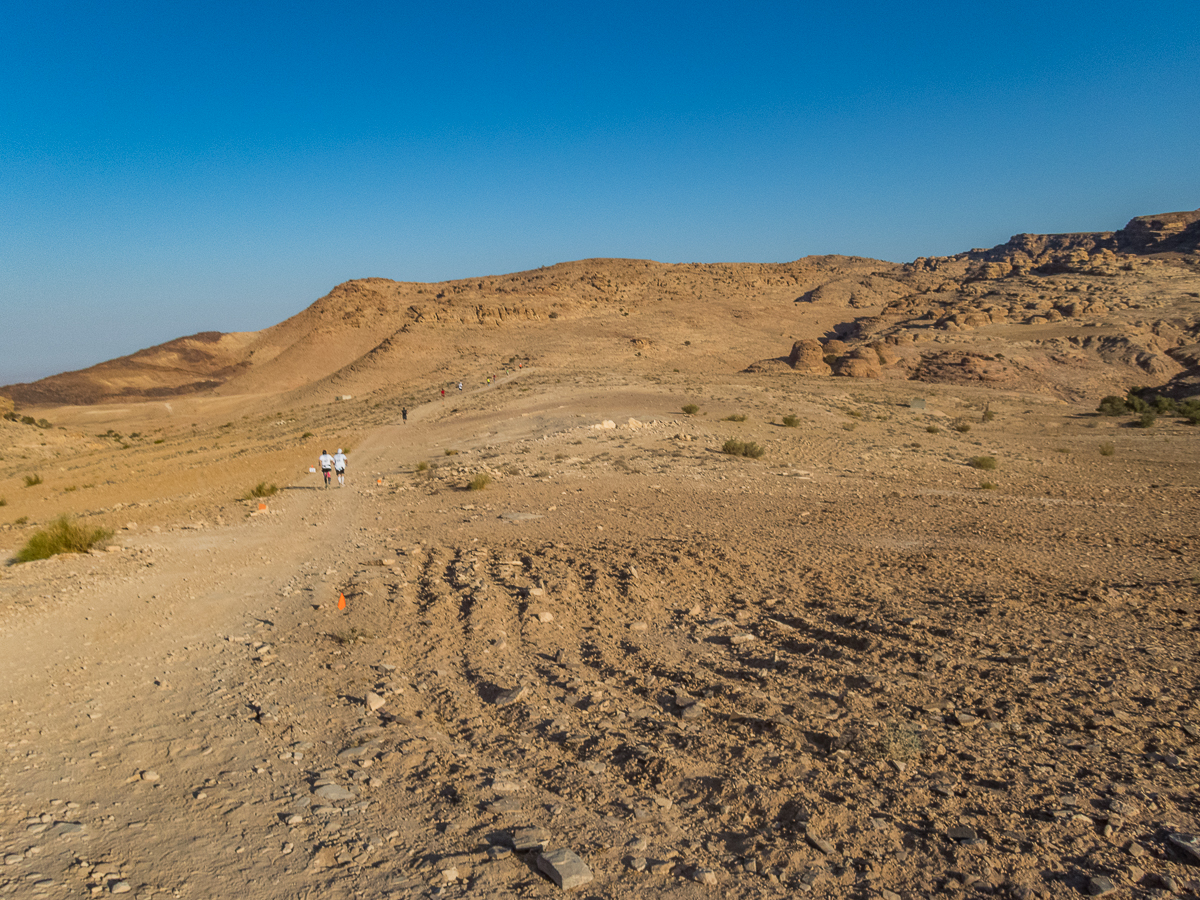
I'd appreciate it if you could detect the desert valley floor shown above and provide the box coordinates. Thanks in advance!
[0,368,1198,899]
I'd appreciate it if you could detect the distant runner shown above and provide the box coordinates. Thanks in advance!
[318,450,333,489]
[401,407,408,424]
[333,448,348,487]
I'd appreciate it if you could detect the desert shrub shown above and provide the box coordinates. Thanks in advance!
[682,404,700,415]
[724,414,747,422]
[63,485,77,492]
[968,456,997,470]
[926,425,941,434]
[1182,407,1200,426]
[154,438,165,444]
[468,473,492,491]
[980,481,998,490]
[415,461,429,472]
[554,453,567,460]
[245,482,279,499]
[23,474,42,487]
[1125,391,1151,414]
[444,449,460,456]
[781,415,800,428]
[953,419,971,433]
[1099,441,1115,456]
[1135,412,1157,428]
[842,422,857,431]
[1154,395,1178,414]
[15,515,111,563]
[1097,395,1128,416]
[36,418,51,429]
[14,516,28,525]
[0,497,6,506]
[722,439,764,459]
[982,409,995,423]
[21,415,35,426]
[301,431,315,439]
[846,409,864,418]
[2,411,17,421]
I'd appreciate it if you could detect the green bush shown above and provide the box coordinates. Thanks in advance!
[444,449,459,456]
[968,456,997,470]
[980,480,998,490]
[926,425,941,434]
[682,404,700,415]
[1099,441,1115,456]
[723,414,747,422]
[301,431,315,439]
[1097,395,1128,416]
[15,515,112,563]
[953,420,971,433]
[981,409,996,423]
[722,440,764,459]
[1135,411,1157,428]
[1125,391,1151,414]
[0,497,6,506]
[244,482,279,499]
[23,474,42,488]
[468,473,492,491]
[781,415,800,428]
[415,461,429,472]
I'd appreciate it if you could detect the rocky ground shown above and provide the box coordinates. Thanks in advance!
[1,370,1198,899]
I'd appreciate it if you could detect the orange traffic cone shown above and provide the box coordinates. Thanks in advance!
[337,592,346,611]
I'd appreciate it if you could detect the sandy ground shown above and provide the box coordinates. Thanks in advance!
[1,370,1199,899]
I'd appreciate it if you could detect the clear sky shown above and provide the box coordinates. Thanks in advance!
[2,1,1198,386]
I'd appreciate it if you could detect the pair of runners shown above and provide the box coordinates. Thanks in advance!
[318,449,348,488]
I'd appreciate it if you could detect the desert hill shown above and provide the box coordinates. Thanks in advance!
[4,210,1199,412]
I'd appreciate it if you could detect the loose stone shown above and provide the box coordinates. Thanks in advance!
[537,848,593,889]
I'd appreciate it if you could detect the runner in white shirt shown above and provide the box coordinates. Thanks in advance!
[318,451,334,489]
[333,449,348,487]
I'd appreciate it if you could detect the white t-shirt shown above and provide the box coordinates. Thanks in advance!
[319,453,333,470]
[333,452,347,471]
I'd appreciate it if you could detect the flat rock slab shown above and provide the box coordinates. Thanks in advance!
[494,685,529,706]
[513,827,551,851]
[313,783,355,802]
[1168,833,1200,865]
[537,848,593,889]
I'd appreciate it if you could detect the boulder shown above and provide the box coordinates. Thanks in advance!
[787,340,832,375]
[833,348,881,378]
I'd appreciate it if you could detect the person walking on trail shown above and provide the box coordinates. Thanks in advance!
[333,448,348,487]
[401,407,408,424]
[457,382,462,391]
[441,388,445,399]
[318,449,334,489]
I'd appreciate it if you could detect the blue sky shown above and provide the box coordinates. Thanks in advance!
[2,1,1198,386]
